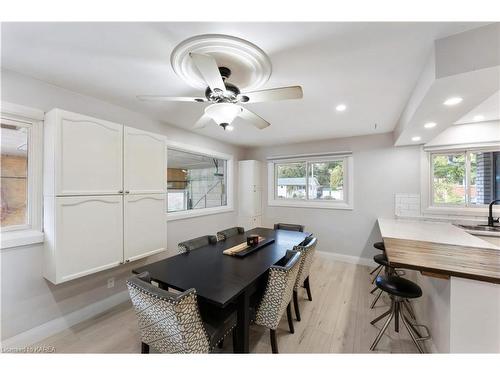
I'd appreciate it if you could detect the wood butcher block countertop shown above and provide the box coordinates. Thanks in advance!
[378,218,500,284]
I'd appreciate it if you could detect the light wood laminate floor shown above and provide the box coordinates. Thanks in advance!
[36,255,425,353]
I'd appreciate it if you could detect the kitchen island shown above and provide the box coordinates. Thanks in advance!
[378,218,500,353]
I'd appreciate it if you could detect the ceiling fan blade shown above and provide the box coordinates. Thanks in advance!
[137,95,207,102]
[193,114,213,129]
[238,85,303,103]
[189,53,226,93]
[239,107,270,130]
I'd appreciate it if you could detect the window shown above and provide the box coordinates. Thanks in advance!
[430,149,500,207]
[269,153,353,209]
[166,142,233,220]
[1,102,44,248]
[1,121,29,227]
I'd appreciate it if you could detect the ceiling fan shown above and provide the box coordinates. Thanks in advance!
[137,53,303,131]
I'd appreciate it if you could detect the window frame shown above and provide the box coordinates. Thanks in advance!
[268,153,354,210]
[1,102,44,249]
[422,145,500,217]
[166,140,234,221]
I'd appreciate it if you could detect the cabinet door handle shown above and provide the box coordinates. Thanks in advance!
[118,190,124,194]
[125,191,130,194]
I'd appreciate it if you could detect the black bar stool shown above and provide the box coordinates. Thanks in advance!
[369,241,386,277]
[370,253,393,308]
[369,275,430,353]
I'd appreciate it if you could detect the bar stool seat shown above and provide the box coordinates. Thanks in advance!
[373,241,385,251]
[373,253,390,267]
[375,275,422,299]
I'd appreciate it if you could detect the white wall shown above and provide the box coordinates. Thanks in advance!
[0,69,246,342]
[244,133,421,262]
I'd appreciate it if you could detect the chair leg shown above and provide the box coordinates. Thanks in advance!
[232,328,238,353]
[270,329,278,354]
[141,342,149,354]
[370,301,395,351]
[304,276,312,301]
[217,339,224,349]
[286,302,295,334]
[293,290,301,321]
[370,264,382,275]
[370,289,383,309]
[400,309,425,353]
[370,308,392,325]
[394,300,400,333]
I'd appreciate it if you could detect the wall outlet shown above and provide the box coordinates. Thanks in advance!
[107,278,115,289]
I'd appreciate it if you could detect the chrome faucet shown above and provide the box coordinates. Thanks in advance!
[488,199,500,226]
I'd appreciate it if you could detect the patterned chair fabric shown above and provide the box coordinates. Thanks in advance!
[216,227,245,241]
[273,223,305,232]
[293,237,317,290]
[178,235,218,254]
[255,250,302,330]
[127,272,236,353]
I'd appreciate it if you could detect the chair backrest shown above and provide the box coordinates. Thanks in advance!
[273,223,305,232]
[178,235,218,253]
[255,250,302,330]
[216,226,245,241]
[293,237,317,289]
[126,272,210,353]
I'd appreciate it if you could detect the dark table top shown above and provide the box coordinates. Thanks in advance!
[132,227,310,307]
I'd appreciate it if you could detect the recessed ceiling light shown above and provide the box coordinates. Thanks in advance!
[336,104,347,112]
[225,125,234,131]
[443,97,463,106]
[473,115,485,122]
[424,122,437,129]
[411,136,421,142]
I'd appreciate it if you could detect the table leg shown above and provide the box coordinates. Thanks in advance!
[234,291,250,353]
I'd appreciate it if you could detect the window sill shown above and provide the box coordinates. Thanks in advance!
[268,199,353,210]
[1,229,44,250]
[167,206,234,222]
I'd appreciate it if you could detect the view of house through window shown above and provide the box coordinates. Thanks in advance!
[1,121,29,228]
[276,159,345,201]
[167,148,227,213]
[431,150,500,206]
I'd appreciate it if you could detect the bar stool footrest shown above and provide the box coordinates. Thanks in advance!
[411,323,431,341]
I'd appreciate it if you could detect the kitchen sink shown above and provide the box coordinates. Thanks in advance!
[456,224,500,232]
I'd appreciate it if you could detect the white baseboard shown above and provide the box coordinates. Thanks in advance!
[316,250,374,267]
[1,290,130,349]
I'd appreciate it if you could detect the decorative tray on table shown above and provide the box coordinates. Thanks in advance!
[222,236,276,258]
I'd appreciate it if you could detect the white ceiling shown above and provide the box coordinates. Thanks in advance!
[0,22,488,147]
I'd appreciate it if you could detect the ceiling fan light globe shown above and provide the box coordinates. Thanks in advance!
[205,103,242,125]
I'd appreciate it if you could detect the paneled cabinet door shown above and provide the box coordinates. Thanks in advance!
[124,127,166,194]
[55,195,123,283]
[124,194,167,262]
[56,111,123,195]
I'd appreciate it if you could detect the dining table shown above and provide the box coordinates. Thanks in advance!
[132,226,310,353]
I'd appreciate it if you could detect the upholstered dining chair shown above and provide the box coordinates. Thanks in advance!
[178,235,218,253]
[127,272,237,354]
[253,250,302,354]
[216,227,245,241]
[273,223,305,232]
[291,236,317,321]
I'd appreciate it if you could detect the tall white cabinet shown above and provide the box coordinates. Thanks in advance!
[238,160,262,229]
[43,109,167,284]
